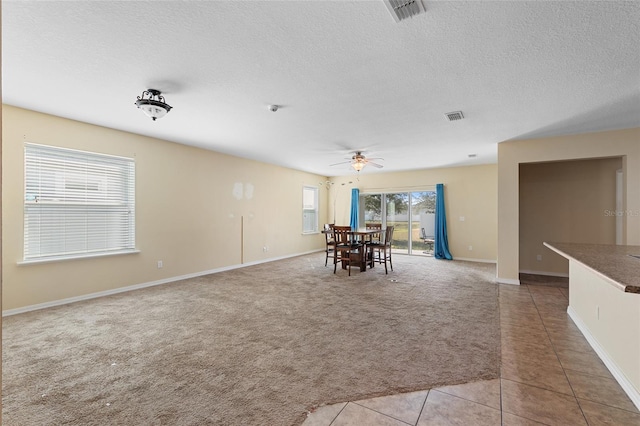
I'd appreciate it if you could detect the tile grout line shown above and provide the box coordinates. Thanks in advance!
[413,389,430,426]
[525,284,590,426]
[500,287,638,419]
[500,377,575,398]
[499,285,553,426]
[499,285,568,426]
[572,391,640,415]
[327,402,348,426]
[574,397,640,416]
[348,401,414,426]
[428,388,502,412]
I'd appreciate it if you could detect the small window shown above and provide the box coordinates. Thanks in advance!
[302,186,318,234]
[24,143,136,261]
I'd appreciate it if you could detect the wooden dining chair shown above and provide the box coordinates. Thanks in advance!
[370,225,394,274]
[323,223,336,266]
[365,223,383,268]
[365,223,383,244]
[332,225,362,276]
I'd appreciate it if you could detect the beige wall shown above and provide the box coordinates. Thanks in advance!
[2,106,328,310]
[498,128,640,283]
[329,164,498,262]
[1,4,4,419]
[519,158,622,275]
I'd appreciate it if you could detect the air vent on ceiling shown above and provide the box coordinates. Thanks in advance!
[445,111,464,121]
[383,0,426,23]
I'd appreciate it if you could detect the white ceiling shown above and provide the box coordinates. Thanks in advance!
[3,1,639,177]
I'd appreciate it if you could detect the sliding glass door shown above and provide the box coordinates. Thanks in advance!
[360,190,436,256]
[411,191,436,255]
[386,193,409,254]
[362,194,382,227]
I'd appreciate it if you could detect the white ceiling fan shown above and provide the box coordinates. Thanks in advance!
[330,151,384,172]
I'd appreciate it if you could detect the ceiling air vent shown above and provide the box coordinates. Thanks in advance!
[445,111,464,121]
[383,0,426,23]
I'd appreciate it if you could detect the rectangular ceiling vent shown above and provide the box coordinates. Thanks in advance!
[383,0,426,23]
[445,111,464,121]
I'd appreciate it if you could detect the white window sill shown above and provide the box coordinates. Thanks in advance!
[18,249,140,265]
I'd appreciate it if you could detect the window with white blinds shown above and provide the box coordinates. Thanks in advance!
[302,186,318,234]
[24,143,136,261]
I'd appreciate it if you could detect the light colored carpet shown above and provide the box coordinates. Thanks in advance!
[2,253,500,425]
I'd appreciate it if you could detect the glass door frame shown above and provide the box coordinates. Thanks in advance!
[359,190,435,255]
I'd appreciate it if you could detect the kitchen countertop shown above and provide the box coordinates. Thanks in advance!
[544,242,640,294]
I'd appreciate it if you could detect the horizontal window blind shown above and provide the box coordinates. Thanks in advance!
[302,186,318,233]
[24,143,135,260]
[303,209,317,233]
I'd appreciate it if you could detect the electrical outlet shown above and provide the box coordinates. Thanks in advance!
[468,245,473,251]
[157,260,163,269]
[536,254,542,261]
[459,216,465,221]
[263,246,268,252]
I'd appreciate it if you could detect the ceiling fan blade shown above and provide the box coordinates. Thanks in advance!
[366,157,384,161]
[368,162,384,168]
[329,160,352,167]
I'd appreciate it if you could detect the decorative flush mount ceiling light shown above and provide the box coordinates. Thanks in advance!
[135,89,172,121]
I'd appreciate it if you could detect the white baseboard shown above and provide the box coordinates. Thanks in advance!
[568,306,640,411]
[3,249,323,317]
[519,269,569,278]
[496,277,521,285]
[454,257,497,264]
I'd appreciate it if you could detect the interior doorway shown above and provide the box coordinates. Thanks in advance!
[518,157,622,277]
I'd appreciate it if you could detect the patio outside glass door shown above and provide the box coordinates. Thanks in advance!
[411,191,436,255]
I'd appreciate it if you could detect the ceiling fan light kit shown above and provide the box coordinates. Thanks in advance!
[352,161,365,172]
[135,89,172,121]
[330,151,384,172]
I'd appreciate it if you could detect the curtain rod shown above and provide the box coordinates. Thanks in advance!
[360,184,439,192]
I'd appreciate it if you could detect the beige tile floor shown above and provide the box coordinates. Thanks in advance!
[302,283,640,425]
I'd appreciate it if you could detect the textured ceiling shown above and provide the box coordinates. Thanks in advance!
[3,1,639,176]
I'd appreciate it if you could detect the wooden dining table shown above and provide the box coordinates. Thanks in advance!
[323,227,382,272]
[351,228,382,271]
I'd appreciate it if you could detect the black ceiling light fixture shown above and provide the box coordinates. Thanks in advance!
[135,89,172,121]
